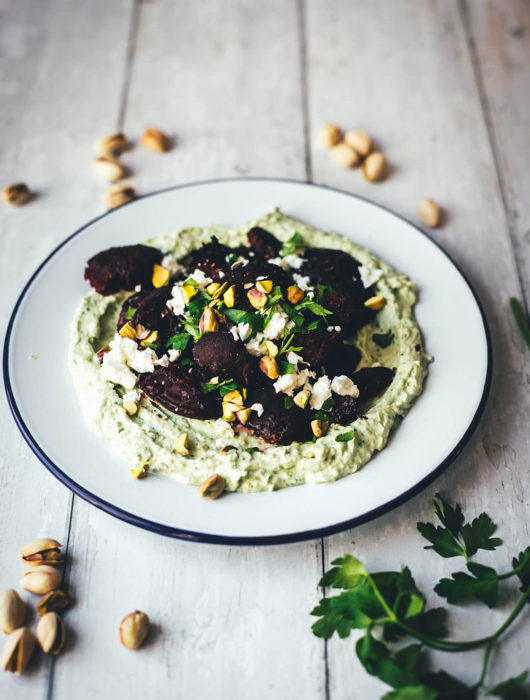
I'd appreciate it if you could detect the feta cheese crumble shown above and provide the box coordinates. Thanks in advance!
[167,285,186,315]
[251,403,264,417]
[168,349,181,362]
[245,333,266,356]
[101,334,157,390]
[263,310,288,340]
[331,375,359,398]
[273,368,315,396]
[282,253,306,270]
[161,254,185,276]
[189,269,212,285]
[286,351,303,365]
[309,375,332,410]
[292,273,311,291]
[122,389,141,403]
[359,265,383,288]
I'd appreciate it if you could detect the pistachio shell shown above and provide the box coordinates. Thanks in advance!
[20,565,62,595]
[0,590,26,634]
[36,612,65,655]
[19,538,62,567]
[1,627,35,674]
[197,473,226,500]
[37,590,70,616]
[119,611,150,650]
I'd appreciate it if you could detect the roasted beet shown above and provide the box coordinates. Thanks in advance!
[300,248,362,294]
[188,237,232,281]
[130,286,172,331]
[117,290,149,330]
[84,244,162,295]
[192,332,254,382]
[353,367,395,402]
[139,365,217,419]
[296,331,341,369]
[244,385,313,445]
[321,288,375,333]
[324,343,361,376]
[247,227,281,259]
[329,396,360,425]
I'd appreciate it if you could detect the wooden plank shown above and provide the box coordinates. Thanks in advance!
[50,2,326,700]
[463,0,530,302]
[305,0,530,694]
[0,0,134,696]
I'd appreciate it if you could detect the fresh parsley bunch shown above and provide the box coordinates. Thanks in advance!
[311,494,530,699]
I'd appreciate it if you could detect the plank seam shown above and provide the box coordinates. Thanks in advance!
[458,0,529,312]
[117,0,143,130]
[297,0,313,183]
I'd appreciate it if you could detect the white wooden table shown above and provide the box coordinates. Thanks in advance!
[1,1,529,697]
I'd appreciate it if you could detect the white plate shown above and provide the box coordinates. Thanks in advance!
[3,179,491,544]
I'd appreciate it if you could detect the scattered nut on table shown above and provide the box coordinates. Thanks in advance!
[92,156,126,182]
[36,612,65,655]
[1,628,35,674]
[198,473,226,499]
[104,184,137,209]
[94,131,129,158]
[329,143,360,169]
[140,127,172,152]
[344,129,373,157]
[119,611,150,650]
[37,590,71,616]
[19,538,62,567]
[362,151,387,182]
[0,590,26,634]
[1,183,32,206]
[20,565,62,595]
[418,198,442,228]
[318,123,342,148]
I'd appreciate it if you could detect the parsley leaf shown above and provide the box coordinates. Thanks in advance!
[226,252,239,266]
[181,357,194,367]
[165,332,192,351]
[284,396,294,409]
[512,547,530,595]
[281,232,305,257]
[417,494,501,560]
[336,430,355,442]
[488,671,529,700]
[125,306,137,320]
[434,562,499,608]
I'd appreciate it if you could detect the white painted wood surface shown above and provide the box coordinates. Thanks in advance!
[0,1,528,698]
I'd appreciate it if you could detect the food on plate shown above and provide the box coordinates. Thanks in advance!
[69,209,430,492]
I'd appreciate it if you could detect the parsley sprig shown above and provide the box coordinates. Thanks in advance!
[281,232,305,257]
[311,494,530,699]
[510,298,530,351]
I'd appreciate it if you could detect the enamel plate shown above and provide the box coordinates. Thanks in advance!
[3,179,491,544]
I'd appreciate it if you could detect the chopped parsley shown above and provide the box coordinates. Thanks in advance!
[284,396,294,409]
[165,332,192,351]
[335,430,355,442]
[281,232,305,257]
[125,306,136,320]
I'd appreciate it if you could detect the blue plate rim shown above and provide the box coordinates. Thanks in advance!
[2,177,493,545]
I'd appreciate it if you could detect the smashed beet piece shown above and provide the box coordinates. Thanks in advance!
[321,288,375,333]
[188,237,232,281]
[330,396,360,425]
[192,332,254,383]
[130,286,172,331]
[247,227,281,259]
[85,244,162,296]
[244,385,313,445]
[324,343,361,376]
[300,248,362,293]
[139,365,217,419]
[296,330,341,369]
[117,290,149,330]
[353,367,395,402]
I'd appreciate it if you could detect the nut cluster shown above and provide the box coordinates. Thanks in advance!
[1,538,71,675]
[92,126,173,209]
[319,124,387,182]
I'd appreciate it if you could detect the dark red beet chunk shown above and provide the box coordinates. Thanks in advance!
[130,287,172,330]
[117,290,149,330]
[324,343,361,376]
[321,288,375,333]
[353,366,395,401]
[300,248,362,294]
[188,237,232,281]
[247,227,281,259]
[192,332,255,383]
[84,244,162,296]
[244,385,313,445]
[139,365,217,419]
[296,330,341,369]
[330,396,360,425]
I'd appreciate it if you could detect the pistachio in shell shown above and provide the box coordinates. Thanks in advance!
[19,538,62,567]
[119,611,150,650]
[20,565,61,595]
[1,627,35,674]
[36,612,65,655]
[37,589,71,616]
[0,590,26,634]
